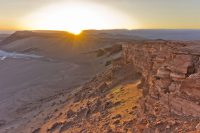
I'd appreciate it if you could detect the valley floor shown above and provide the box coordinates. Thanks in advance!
[0,55,104,132]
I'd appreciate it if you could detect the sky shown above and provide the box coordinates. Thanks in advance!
[0,0,200,33]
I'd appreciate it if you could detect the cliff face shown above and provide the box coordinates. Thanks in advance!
[123,40,200,117]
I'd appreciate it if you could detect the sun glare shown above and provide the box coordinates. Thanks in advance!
[20,1,137,34]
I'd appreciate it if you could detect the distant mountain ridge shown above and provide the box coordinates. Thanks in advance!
[82,29,200,40]
[1,29,200,46]
[0,30,74,45]
[0,30,145,47]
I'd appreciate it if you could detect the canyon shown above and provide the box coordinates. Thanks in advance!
[0,31,200,132]
[14,40,200,133]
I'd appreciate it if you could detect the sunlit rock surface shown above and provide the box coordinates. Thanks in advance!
[123,40,200,117]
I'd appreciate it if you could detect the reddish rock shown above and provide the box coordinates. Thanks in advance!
[170,72,185,81]
[168,82,181,92]
[122,40,200,117]
[156,67,170,78]
[167,55,193,74]
[181,73,200,100]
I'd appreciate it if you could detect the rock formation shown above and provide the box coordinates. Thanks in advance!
[123,40,200,117]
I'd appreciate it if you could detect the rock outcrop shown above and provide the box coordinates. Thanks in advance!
[123,40,200,117]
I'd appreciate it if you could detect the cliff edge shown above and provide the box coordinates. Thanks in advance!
[5,40,200,133]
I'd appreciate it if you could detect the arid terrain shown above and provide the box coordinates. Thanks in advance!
[0,30,135,132]
[0,30,200,133]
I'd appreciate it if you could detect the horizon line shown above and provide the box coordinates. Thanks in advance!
[1,28,200,34]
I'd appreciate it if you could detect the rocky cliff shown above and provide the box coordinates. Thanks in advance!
[123,40,200,117]
[5,40,200,133]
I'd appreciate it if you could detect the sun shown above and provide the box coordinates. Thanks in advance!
[20,1,137,34]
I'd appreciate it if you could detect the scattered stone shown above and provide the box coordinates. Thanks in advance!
[67,109,76,118]
[73,93,82,102]
[58,112,63,117]
[114,101,121,107]
[102,101,114,110]
[123,120,135,128]
[90,99,101,113]
[132,106,137,110]
[32,128,41,133]
[60,121,74,132]
[47,122,63,132]
[113,120,120,125]
[169,120,177,126]
[166,125,170,129]
[106,128,113,133]
[102,122,110,129]
[112,114,122,119]
[76,107,90,118]
[80,129,87,133]
[51,102,56,106]
[196,122,200,131]
[97,82,109,93]
[44,115,52,121]
[155,120,163,126]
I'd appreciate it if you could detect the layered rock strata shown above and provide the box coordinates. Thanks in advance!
[123,40,200,117]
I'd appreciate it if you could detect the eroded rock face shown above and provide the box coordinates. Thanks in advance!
[123,40,200,117]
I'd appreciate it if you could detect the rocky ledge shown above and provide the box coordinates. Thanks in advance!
[10,40,200,133]
[123,40,200,117]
